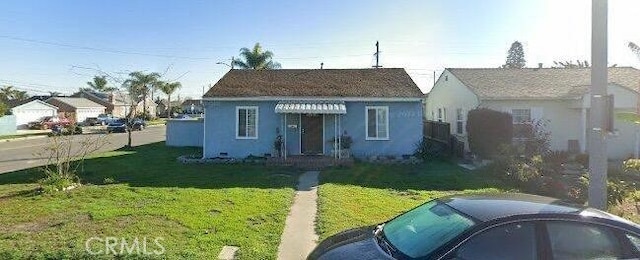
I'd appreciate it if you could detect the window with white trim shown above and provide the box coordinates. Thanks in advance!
[437,108,443,122]
[512,108,531,139]
[456,108,464,134]
[512,108,531,124]
[366,106,389,140]
[236,106,258,139]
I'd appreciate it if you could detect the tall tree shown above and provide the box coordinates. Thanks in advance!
[0,86,29,102]
[124,71,161,116]
[502,41,526,69]
[86,75,116,92]
[231,43,282,70]
[121,79,146,148]
[158,81,182,118]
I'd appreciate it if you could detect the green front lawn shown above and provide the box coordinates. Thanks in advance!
[316,162,506,240]
[0,143,299,259]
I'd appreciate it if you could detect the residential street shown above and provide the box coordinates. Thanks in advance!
[0,125,166,174]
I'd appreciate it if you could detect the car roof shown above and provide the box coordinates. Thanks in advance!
[440,193,587,222]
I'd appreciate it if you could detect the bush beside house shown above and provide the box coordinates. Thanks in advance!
[466,108,513,158]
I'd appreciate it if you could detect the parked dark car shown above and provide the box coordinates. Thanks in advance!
[106,118,146,133]
[82,117,99,126]
[308,193,640,260]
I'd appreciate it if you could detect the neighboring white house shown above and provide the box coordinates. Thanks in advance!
[45,97,106,123]
[425,67,640,159]
[8,99,58,128]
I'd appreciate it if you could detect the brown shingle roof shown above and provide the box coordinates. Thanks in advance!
[448,67,640,99]
[204,68,423,98]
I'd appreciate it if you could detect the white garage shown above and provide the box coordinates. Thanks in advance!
[10,100,58,128]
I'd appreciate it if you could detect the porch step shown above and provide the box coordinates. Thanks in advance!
[266,156,353,170]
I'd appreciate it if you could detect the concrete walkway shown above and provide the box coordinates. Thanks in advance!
[277,171,320,260]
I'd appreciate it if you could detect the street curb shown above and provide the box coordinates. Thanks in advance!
[1,135,48,143]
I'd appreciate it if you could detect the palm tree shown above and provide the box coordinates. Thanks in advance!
[87,76,116,92]
[124,71,161,117]
[158,81,182,118]
[231,43,282,70]
[0,86,29,102]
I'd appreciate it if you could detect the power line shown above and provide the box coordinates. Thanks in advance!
[0,35,216,61]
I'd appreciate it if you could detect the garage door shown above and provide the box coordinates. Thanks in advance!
[76,108,105,123]
[14,109,57,127]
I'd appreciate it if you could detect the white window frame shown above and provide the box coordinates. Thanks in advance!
[456,108,464,134]
[512,108,532,140]
[236,106,259,139]
[512,108,531,124]
[365,106,389,140]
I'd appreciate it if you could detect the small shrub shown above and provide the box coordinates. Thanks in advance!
[543,150,569,170]
[0,101,8,116]
[103,177,116,184]
[39,175,76,193]
[522,119,551,157]
[574,153,589,168]
[414,138,448,161]
[607,179,632,207]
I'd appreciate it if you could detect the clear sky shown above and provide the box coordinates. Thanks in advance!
[1,0,639,98]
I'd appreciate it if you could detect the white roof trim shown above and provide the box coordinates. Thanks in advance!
[202,96,422,102]
[275,101,347,114]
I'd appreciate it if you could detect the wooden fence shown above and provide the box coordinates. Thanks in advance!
[423,120,450,143]
[423,120,465,159]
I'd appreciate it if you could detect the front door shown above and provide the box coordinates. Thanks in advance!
[301,114,323,155]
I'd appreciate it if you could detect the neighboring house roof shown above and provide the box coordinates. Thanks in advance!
[72,90,114,110]
[447,67,640,100]
[45,97,105,111]
[9,99,58,110]
[204,68,423,98]
[181,99,203,107]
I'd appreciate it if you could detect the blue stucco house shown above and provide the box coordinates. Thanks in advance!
[202,68,424,159]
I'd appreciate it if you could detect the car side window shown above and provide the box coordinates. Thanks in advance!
[546,221,623,259]
[454,222,536,260]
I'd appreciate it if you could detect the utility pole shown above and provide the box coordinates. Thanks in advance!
[373,41,382,68]
[588,0,608,210]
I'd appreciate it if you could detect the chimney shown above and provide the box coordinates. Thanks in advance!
[108,93,115,104]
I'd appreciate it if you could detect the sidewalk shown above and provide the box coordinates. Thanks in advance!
[277,171,320,260]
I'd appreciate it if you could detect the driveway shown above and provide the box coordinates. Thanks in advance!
[0,125,166,174]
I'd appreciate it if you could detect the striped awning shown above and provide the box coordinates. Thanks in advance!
[275,101,347,114]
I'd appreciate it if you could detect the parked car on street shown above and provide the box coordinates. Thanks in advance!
[97,114,115,125]
[308,193,640,260]
[27,116,72,130]
[106,118,146,133]
[82,117,99,126]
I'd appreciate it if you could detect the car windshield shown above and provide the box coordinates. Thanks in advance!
[382,200,476,258]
